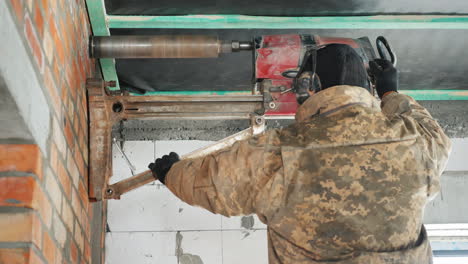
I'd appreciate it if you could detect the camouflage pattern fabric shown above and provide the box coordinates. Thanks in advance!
[166,85,451,264]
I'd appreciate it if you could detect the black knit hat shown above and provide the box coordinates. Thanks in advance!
[316,44,371,91]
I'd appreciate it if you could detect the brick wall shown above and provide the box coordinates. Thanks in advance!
[1,0,98,263]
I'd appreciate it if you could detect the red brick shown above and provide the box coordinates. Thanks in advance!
[9,0,24,23]
[32,213,43,250]
[41,202,52,229]
[74,221,84,253]
[83,96,88,120]
[78,107,87,137]
[78,136,85,161]
[25,1,33,13]
[77,129,88,169]
[71,189,82,219]
[82,207,90,241]
[73,112,79,136]
[54,251,62,264]
[30,248,45,264]
[67,97,75,126]
[77,54,85,86]
[53,62,62,87]
[84,57,91,81]
[52,117,67,157]
[57,160,71,198]
[81,104,87,123]
[81,9,89,33]
[80,59,87,86]
[61,106,68,129]
[57,0,65,12]
[69,21,77,57]
[34,186,52,228]
[0,179,46,247]
[65,64,75,94]
[47,0,58,15]
[60,84,68,108]
[59,17,70,57]
[0,211,34,242]
[75,149,85,181]
[78,18,85,39]
[77,129,85,159]
[64,119,74,152]
[40,0,49,15]
[52,213,66,249]
[68,158,79,190]
[0,144,43,179]
[45,67,62,116]
[45,169,62,212]
[0,248,29,263]
[82,130,89,166]
[70,239,78,263]
[48,17,65,66]
[0,247,44,264]
[87,202,93,223]
[24,16,43,72]
[49,143,59,174]
[78,181,88,207]
[43,231,56,264]
[70,60,80,100]
[83,237,91,263]
[0,177,35,208]
[77,76,84,100]
[78,9,86,34]
[33,3,44,38]
[61,200,73,232]
[42,29,54,65]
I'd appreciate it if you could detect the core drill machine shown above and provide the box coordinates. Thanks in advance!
[87,34,396,200]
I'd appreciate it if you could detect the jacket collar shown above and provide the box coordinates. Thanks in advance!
[295,85,381,122]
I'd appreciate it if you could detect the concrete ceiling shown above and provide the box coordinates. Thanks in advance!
[87,0,468,140]
[105,0,468,15]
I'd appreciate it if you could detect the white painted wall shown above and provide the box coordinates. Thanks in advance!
[106,138,468,264]
[0,1,50,153]
[107,140,267,264]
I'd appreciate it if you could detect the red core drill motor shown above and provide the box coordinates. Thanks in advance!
[254,34,396,116]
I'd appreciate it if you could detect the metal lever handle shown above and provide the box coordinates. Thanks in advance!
[376,36,397,67]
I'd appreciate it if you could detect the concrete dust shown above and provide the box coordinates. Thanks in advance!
[241,215,255,229]
[176,231,204,264]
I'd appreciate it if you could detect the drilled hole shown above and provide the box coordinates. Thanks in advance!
[112,102,123,113]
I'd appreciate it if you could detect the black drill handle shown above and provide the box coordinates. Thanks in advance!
[376,36,397,67]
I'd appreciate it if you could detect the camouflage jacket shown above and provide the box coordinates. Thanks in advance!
[166,86,451,264]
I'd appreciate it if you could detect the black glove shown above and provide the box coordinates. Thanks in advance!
[369,59,398,98]
[294,71,315,105]
[148,152,180,184]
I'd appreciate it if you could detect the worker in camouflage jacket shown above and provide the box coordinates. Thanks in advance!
[149,44,451,263]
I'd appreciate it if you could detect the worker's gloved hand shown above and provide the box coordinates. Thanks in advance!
[148,152,180,184]
[369,59,398,98]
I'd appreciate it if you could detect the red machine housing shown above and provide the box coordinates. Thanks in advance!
[256,34,376,117]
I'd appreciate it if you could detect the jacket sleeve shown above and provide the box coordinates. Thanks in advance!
[165,129,283,217]
[381,92,452,198]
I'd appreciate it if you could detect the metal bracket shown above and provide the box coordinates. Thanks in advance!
[87,78,288,201]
